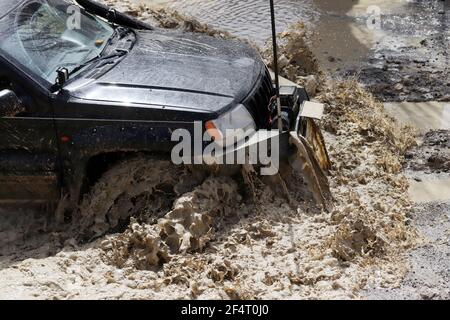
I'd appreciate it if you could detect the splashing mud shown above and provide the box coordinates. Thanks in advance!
[318,78,417,259]
[261,23,323,97]
[102,0,236,40]
[76,156,189,238]
[0,1,419,300]
[101,177,239,270]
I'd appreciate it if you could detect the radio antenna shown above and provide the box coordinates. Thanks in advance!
[269,0,283,132]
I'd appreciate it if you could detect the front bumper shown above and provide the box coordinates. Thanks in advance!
[199,85,312,169]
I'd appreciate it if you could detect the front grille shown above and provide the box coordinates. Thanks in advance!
[243,69,274,129]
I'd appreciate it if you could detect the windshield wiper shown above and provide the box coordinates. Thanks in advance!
[54,49,127,89]
[54,28,131,88]
[68,49,127,76]
[67,27,131,76]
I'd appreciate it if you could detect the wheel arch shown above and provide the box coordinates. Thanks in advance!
[80,151,172,199]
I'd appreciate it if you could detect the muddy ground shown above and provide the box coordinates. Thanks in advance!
[405,130,450,173]
[0,1,448,300]
[341,0,449,102]
[364,130,450,299]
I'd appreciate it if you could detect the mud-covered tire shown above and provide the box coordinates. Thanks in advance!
[76,156,201,239]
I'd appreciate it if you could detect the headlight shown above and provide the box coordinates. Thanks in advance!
[205,104,256,147]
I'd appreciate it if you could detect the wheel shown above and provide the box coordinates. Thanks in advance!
[76,156,202,239]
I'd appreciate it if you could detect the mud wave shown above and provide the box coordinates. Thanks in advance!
[101,177,239,270]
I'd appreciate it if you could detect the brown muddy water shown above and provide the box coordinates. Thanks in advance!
[384,101,450,133]
[150,0,317,44]
[148,0,449,102]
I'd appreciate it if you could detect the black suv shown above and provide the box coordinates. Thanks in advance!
[0,0,316,231]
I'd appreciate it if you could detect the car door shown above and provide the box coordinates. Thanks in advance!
[0,68,60,203]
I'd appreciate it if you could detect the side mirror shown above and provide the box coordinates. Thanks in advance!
[0,89,24,117]
[56,67,69,86]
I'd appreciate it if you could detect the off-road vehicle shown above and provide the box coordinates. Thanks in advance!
[0,0,331,235]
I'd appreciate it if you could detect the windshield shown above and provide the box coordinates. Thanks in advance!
[0,0,114,83]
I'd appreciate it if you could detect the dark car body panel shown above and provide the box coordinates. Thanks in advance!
[0,0,273,204]
[66,29,264,114]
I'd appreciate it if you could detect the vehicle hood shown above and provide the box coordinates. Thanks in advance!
[68,29,265,113]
